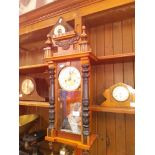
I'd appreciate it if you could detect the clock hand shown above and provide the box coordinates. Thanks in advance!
[68,71,72,81]
[27,81,29,92]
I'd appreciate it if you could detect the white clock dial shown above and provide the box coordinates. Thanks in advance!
[21,79,34,95]
[58,66,81,91]
[112,86,129,102]
[54,25,66,35]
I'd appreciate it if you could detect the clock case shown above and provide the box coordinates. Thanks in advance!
[19,75,49,101]
[102,82,135,107]
[43,17,98,154]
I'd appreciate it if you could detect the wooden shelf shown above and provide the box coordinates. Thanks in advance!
[90,105,135,114]
[97,53,135,64]
[44,52,134,65]
[19,63,48,74]
[84,3,135,27]
[19,101,49,108]
[20,0,134,35]
[45,134,97,150]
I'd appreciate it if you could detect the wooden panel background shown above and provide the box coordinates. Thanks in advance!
[19,16,135,155]
[19,40,45,66]
[89,17,135,155]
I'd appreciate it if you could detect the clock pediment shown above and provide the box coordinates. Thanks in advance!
[51,17,74,36]
[46,17,80,52]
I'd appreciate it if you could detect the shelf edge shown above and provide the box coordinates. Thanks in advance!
[90,105,135,114]
[19,101,49,108]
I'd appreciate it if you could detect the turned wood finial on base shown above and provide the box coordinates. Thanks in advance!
[81,26,87,39]
[45,34,53,46]
[79,25,89,52]
[44,34,53,58]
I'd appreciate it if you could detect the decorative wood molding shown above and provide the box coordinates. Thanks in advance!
[19,0,103,27]
[44,51,98,63]
[20,0,134,35]
[55,35,80,50]
[45,134,97,150]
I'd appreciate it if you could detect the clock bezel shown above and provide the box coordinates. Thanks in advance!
[58,66,81,91]
[21,77,35,96]
[111,83,130,102]
[54,24,66,36]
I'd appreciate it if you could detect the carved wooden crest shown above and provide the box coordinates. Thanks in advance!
[47,17,80,54]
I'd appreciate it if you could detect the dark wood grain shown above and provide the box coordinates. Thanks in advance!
[82,64,90,139]
[48,66,56,136]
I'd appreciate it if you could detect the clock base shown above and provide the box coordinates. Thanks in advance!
[101,100,132,107]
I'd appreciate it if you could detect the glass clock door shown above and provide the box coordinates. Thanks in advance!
[59,89,81,135]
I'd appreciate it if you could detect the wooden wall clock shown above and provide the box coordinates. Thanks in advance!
[56,61,82,135]
[19,75,49,101]
[101,82,135,107]
[43,17,98,155]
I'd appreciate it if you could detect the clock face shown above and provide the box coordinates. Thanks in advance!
[112,86,129,102]
[54,25,66,35]
[21,79,35,95]
[58,66,81,91]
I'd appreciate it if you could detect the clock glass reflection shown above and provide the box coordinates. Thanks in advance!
[59,90,81,134]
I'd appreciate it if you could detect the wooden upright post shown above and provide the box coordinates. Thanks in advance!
[48,62,55,136]
[81,57,90,144]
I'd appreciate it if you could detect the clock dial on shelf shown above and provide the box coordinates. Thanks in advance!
[21,79,35,95]
[54,25,66,35]
[20,76,49,101]
[58,66,81,91]
[112,86,129,102]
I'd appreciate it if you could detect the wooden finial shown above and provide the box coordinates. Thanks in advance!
[44,34,53,59]
[79,26,89,52]
[45,34,52,46]
[81,25,87,39]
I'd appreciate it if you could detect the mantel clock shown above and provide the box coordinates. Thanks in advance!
[43,17,97,155]
[101,82,135,107]
[19,75,49,101]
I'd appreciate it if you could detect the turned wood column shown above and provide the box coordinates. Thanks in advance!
[48,63,55,136]
[81,58,90,144]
